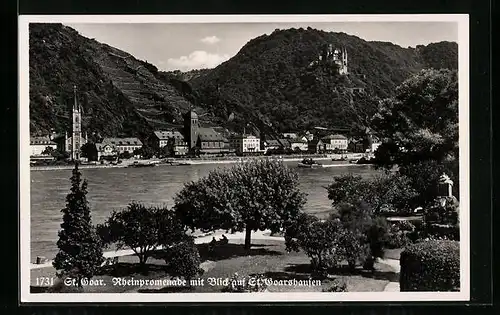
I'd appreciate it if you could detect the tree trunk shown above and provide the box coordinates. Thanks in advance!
[244,225,252,250]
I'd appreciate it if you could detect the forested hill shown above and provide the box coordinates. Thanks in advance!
[29,23,213,141]
[185,28,457,134]
[29,24,457,141]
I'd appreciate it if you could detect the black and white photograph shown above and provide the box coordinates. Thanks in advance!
[19,14,469,302]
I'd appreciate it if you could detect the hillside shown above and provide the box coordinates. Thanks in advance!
[29,24,458,143]
[185,27,458,134]
[29,23,214,143]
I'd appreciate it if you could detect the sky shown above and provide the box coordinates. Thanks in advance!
[66,22,458,72]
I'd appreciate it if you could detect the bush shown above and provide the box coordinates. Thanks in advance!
[164,240,203,284]
[424,196,459,225]
[400,240,459,291]
[322,279,348,292]
[422,223,460,241]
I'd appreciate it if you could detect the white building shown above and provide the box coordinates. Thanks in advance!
[230,134,261,155]
[30,136,57,156]
[322,134,348,151]
[290,138,308,152]
[101,137,143,154]
[282,132,298,139]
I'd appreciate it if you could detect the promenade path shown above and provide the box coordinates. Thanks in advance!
[30,230,281,270]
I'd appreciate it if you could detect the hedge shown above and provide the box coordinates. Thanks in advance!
[400,240,460,291]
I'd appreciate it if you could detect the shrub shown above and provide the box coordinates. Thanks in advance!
[424,196,459,225]
[400,240,460,291]
[164,239,203,284]
[322,279,348,292]
[422,223,460,241]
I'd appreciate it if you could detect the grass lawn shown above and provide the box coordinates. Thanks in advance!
[31,239,396,293]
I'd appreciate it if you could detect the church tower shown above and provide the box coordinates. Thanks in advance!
[184,110,199,150]
[72,85,82,160]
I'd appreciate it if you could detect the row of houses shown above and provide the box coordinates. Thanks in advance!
[30,108,381,160]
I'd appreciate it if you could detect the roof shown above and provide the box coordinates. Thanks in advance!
[308,139,324,145]
[198,128,227,142]
[322,134,348,140]
[30,136,56,145]
[278,139,291,147]
[230,133,258,139]
[290,137,308,143]
[96,143,114,151]
[183,110,198,119]
[102,137,143,146]
[265,139,281,146]
[154,130,185,141]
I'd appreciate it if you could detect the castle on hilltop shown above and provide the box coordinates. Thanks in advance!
[309,44,348,75]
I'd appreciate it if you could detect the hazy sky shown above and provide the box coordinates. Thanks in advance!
[66,22,458,72]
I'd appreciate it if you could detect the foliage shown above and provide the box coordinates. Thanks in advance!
[365,216,390,259]
[139,145,156,159]
[175,159,307,249]
[424,196,459,226]
[29,23,154,139]
[119,151,133,159]
[334,202,389,266]
[400,240,460,291]
[322,279,348,292]
[80,142,98,161]
[372,69,458,169]
[221,273,268,292]
[417,42,458,70]
[52,149,70,161]
[41,146,55,155]
[31,24,457,142]
[327,173,418,215]
[399,159,459,206]
[53,163,104,284]
[189,28,457,134]
[98,203,186,268]
[385,220,416,248]
[163,239,203,283]
[285,212,372,272]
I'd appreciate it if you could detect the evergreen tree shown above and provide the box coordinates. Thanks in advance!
[53,162,104,285]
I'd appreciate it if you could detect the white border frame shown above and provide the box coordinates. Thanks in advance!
[19,14,470,303]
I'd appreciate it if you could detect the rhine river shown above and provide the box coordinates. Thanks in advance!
[29,161,379,261]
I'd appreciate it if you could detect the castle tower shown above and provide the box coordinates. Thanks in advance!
[72,85,82,160]
[184,110,199,150]
[342,47,348,74]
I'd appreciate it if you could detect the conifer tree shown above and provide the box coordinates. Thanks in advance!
[53,162,104,285]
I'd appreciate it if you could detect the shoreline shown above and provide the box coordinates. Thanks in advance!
[30,155,372,171]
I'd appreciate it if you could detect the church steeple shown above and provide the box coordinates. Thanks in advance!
[73,85,78,112]
[71,85,83,161]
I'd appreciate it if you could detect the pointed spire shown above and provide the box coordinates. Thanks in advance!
[73,85,78,111]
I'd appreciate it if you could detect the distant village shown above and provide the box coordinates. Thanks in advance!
[30,47,381,164]
[30,89,381,164]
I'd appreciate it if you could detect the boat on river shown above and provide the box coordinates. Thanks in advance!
[129,161,156,168]
[297,158,323,168]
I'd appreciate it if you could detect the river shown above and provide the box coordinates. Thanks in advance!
[29,161,379,261]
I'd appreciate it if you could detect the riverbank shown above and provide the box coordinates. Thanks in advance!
[30,154,371,171]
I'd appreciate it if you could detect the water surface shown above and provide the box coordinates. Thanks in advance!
[30,161,378,260]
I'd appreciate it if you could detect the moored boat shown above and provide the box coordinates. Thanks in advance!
[297,158,323,168]
[129,161,156,167]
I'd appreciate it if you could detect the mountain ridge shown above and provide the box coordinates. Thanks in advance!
[29,24,458,144]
